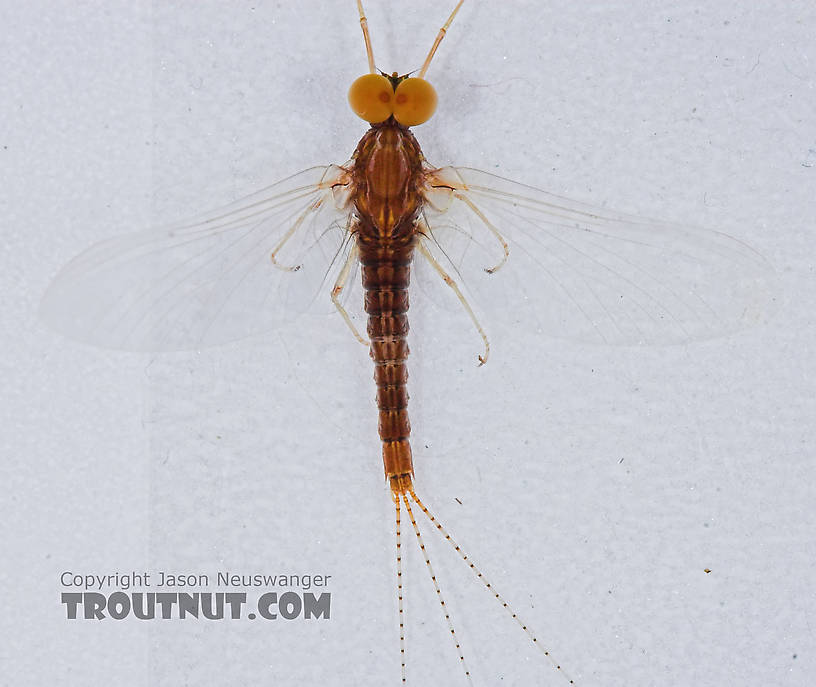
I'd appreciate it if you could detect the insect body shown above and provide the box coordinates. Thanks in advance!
[353,120,423,495]
[40,1,775,684]
[343,15,501,679]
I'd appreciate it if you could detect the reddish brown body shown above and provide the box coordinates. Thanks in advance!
[350,118,426,495]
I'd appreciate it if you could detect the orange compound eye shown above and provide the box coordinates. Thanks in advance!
[393,77,437,127]
[348,74,394,123]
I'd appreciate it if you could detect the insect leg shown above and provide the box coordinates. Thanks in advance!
[453,192,510,274]
[416,236,490,366]
[269,195,329,272]
[331,240,368,346]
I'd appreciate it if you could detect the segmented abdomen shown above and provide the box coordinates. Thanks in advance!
[361,243,415,492]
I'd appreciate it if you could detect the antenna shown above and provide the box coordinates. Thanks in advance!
[418,0,465,78]
[356,0,376,73]
[357,1,466,79]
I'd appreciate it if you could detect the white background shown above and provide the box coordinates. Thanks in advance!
[2,1,814,685]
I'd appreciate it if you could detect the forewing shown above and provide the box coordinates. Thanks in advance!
[418,167,776,346]
[41,165,354,351]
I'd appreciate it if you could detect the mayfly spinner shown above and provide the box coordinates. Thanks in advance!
[41,1,774,683]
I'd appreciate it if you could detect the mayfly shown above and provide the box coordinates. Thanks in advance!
[41,1,774,683]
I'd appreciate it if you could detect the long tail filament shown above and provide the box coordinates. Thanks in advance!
[406,486,576,685]
[402,492,473,685]
[394,496,407,683]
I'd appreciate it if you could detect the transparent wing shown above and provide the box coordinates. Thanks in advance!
[41,165,355,351]
[418,166,776,346]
